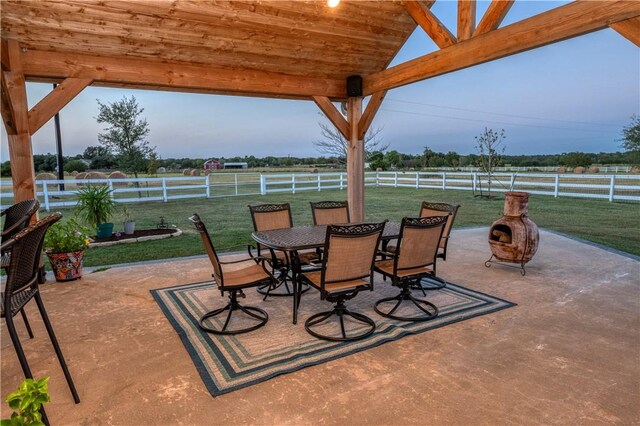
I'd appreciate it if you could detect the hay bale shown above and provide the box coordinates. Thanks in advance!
[35,172,57,182]
[311,168,319,174]
[109,171,129,188]
[204,169,212,176]
[573,166,585,174]
[157,167,166,174]
[86,171,108,180]
[556,166,566,174]
[587,166,599,174]
[631,166,640,174]
[71,170,79,176]
[74,172,88,188]
[190,168,201,176]
[182,169,191,176]
[376,167,383,172]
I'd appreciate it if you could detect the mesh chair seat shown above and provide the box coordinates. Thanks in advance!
[220,263,273,288]
[302,270,370,293]
[374,259,434,278]
[1,253,9,268]
[1,288,37,317]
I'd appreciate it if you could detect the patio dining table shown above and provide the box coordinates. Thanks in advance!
[252,221,401,324]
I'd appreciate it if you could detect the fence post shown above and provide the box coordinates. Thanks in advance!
[340,173,344,190]
[442,172,446,190]
[42,181,50,211]
[376,171,379,187]
[235,173,239,196]
[260,175,266,195]
[394,172,398,188]
[510,173,516,191]
[162,178,168,202]
[317,174,321,191]
[416,172,419,189]
[205,174,211,198]
[472,172,477,192]
[609,175,616,202]
[554,174,559,197]
[108,179,114,200]
[292,174,296,194]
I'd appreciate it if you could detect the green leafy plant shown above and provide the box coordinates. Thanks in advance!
[44,219,91,253]
[121,205,132,222]
[76,184,116,227]
[1,377,50,426]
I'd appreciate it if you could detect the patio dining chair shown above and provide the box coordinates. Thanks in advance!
[2,212,81,421]
[374,215,448,322]
[1,198,41,340]
[310,200,350,225]
[248,203,315,298]
[190,214,275,335]
[299,221,386,342]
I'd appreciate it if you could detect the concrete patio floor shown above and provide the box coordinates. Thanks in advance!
[1,228,639,425]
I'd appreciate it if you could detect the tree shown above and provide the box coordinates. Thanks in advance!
[96,96,156,178]
[83,145,116,169]
[147,152,160,176]
[368,151,388,170]
[64,159,88,173]
[620,115,640,152]
[384,150,401,168]
[313,115,388,163]
[560,152,593,168]
[475,128,506,198]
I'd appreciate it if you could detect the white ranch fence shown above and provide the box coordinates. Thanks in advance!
[1,171,638,211]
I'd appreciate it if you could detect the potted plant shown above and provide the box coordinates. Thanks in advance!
[76,184,116,239]
[1,377,50,426]
[122,206,136,235]
[44,219,90,282]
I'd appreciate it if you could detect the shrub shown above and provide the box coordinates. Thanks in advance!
[44,219,91,253]
[1,377,50,426]
[64,159,87,173]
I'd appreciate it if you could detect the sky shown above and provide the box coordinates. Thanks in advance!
[1,1,638,161]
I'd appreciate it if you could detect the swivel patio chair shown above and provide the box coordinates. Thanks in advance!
[310,200,350,225]
[1,198,40,340]
[248,203,314,298]
[190,213,275,335]
[300,221,386,342]
[2,212,81,426]
[374,215,448,322]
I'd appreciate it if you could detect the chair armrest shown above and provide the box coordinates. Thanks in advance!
[377,249,397,258]
[1,221,25,238]
[219,256,267,265]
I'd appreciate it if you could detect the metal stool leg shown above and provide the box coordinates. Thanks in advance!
[34,293,80,404]
[20,309,34,339]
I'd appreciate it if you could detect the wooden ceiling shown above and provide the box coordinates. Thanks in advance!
[1,0,416,97]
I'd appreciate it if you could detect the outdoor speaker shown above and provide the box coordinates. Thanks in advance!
[347,75,363,97]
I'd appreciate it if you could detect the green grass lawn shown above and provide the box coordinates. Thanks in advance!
[48,187,640,267]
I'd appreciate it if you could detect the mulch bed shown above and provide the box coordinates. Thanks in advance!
[91,228,176,243]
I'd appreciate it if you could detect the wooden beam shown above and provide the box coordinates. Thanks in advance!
[313,96,350,140]
[457,0,476,41]
[347,97,364,223]
[28,77,92,134]
[475,0,514,36]
[404,1,457,49]
[21,50,347,100]
[1,76,17,135]
[611,16,640,47]
[3,40,36,204]
[364,1,640,95]
[358,90,387,140]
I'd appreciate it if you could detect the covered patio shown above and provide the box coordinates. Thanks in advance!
[1,228,639,423]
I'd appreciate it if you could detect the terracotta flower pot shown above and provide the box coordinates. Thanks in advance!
[47,250,85,282]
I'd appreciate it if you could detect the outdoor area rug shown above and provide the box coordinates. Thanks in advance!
[151,278,515,396]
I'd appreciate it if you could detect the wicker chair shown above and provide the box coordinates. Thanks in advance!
[190,214,275,335]
[248,203,314,298]
[374,215,448,322]
[1,199,40,340]
[419,202,460,261]
[310,200,350,225]
[299,221,386,342]
[1,212,81,425]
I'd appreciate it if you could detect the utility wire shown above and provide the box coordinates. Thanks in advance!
[379,107,614,134]
[385,98,620,129]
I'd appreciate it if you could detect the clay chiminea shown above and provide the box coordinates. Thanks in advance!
[485,191,539,275]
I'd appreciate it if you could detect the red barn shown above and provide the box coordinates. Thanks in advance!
[204,159,222,171]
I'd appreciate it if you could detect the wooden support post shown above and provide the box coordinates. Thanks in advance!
[347,97,364,222]
[457,0,477,41]
[2,41,37,205]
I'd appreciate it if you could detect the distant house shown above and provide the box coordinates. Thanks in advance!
[204,159,222,171]
[224,162,248,170]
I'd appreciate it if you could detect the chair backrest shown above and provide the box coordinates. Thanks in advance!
[4,213,61,298]
[189,214,224,287]
[419,202,460,248]
[1,199,40,243]
[395,216,448,271]
[321,222,386,286]
[249,203,293,232]
[310,201,350,225]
